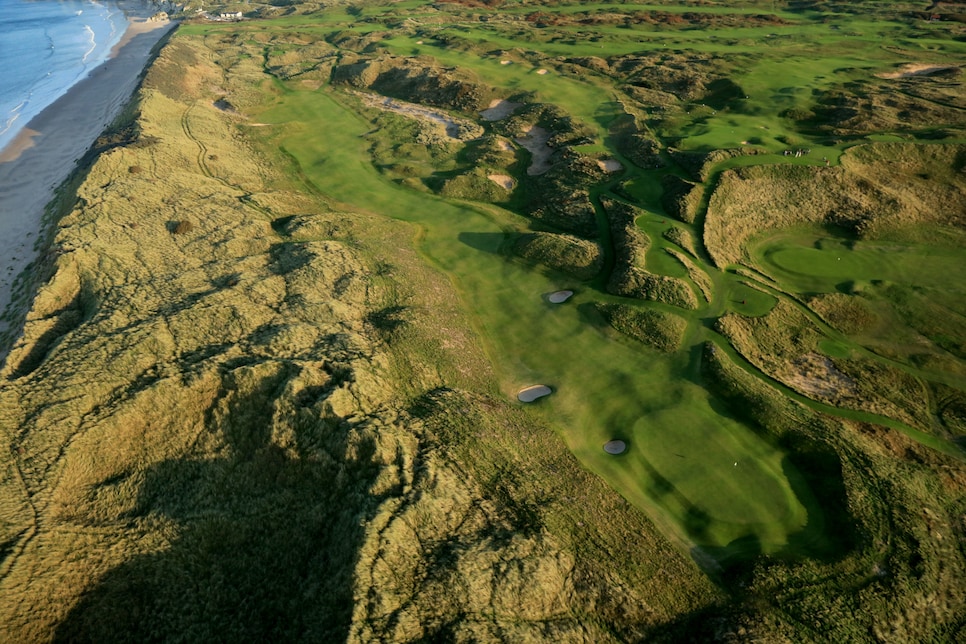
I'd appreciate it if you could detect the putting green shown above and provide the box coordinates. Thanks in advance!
[751,232,966,295]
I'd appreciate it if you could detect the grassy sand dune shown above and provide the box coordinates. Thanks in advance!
[0,34,719,642]
[1,0,965,640]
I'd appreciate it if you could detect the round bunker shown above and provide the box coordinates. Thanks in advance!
[547,290,574,304]
[603,440,627,455]
[518,385,552,402]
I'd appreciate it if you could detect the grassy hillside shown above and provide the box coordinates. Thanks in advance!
[1,0,965,641]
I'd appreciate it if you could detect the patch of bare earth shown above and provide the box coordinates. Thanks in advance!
[597,159,623,173]
[487,174,514,190]
[515,125,554,176]
[877,63,959,78]
[480,99,521,121]
[781,353,858,400]
[355,90,483,140]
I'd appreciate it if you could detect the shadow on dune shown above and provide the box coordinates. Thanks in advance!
[53,365,389,643]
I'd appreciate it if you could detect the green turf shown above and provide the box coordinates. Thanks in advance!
[195,0,966,564]
[253,83,818,555]
[750,231,966,295]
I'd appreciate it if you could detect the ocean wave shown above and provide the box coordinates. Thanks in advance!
[0,0,127,155]
[82,25,97,63]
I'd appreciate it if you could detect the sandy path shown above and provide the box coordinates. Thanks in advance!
[0,15,175,360]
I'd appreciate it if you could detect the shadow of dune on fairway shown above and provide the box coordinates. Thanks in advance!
[778,440,856,562]
[702,397,853,564]
[457,230,507,254]
[52,364,388,643]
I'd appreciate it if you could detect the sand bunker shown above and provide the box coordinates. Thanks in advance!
[355,91,483,141]
[597,159,623,173]
[487,174,515,190]
[877,63,958,79]
[480,99,521,122]
[500,60,513,65]
[603,440,627,455]
[515,125,554,176]
[547,290,573,304]
[518,385,552,402]
[535,68,549,75]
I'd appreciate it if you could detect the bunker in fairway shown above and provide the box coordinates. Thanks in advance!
[547,290,574,303]
[518,384,552,402]
[603,440,627,455]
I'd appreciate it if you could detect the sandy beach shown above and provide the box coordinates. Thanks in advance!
[0,8,175,361]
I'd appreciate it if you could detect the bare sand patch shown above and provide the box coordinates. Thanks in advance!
[110,14,170,55]
[500,60,512,65]
[597,159,623,173]
[480,99,521,122]
[604,440,627,455]
[487,174,515,190]
[355,91,483,140]
[877,63,958,79]
[547,290,573,304]
[535,68,549,75]
[518,385,552,402]
[515,125,554,176]
[0,128,40,164]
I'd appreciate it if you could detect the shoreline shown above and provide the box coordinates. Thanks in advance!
[0,9,175,365]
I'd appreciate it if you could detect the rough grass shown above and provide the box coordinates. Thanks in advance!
[595,302,688,352]
[2,2,965,641]
[0,30,724,643]
[512,231,603,280]
[717,299,935,431]
[705,143,966,267]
